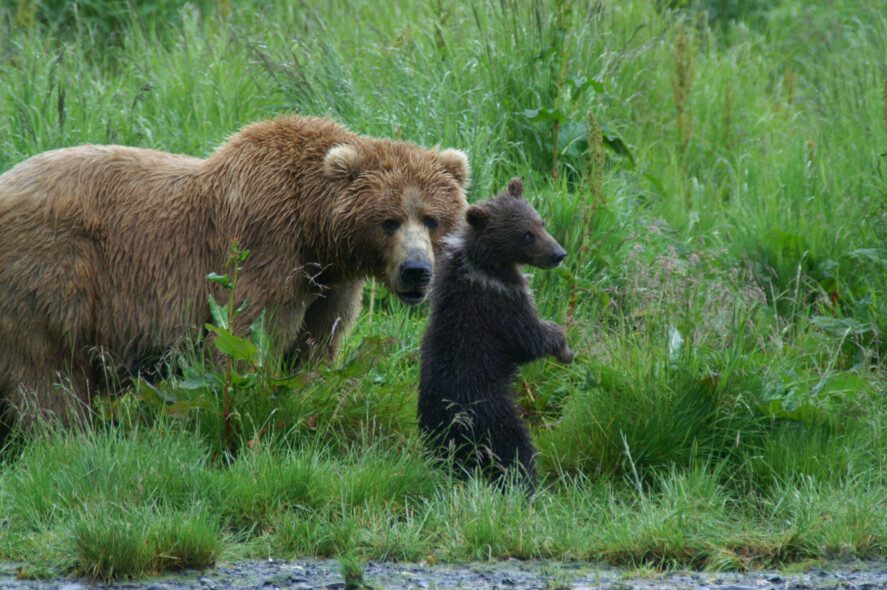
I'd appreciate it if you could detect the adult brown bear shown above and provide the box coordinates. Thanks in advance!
[0,115,469,428]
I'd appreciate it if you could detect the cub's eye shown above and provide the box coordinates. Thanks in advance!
[382,219,401,233]
[523,231,535,244]
[423,216,439,230]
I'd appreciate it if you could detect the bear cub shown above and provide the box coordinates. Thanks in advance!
[419,178,573,492]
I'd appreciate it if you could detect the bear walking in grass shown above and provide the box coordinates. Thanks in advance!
[0,114,469,429]
[419,178,573,491]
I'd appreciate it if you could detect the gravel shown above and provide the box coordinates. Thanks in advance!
[2,559,886,590]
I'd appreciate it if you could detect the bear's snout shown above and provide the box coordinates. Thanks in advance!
[392,252,434,305]
[551,246,567,266]
[400,260,432,288]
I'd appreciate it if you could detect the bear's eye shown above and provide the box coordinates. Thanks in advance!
[423,216,439,230]
[523,231,535,244]
[382,219,401,233]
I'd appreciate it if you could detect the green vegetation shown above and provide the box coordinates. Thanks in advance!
[1,0,885,581]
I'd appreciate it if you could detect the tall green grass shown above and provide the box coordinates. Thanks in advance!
[0,0,884,580]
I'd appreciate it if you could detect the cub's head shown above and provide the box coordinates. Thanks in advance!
[323,140,469,304]
[464,178,567,269]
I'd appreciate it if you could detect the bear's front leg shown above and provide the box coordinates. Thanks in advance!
[287,280,364,366]
[542,320,574,365]
[503,315,573,365]
[3,334,97,432]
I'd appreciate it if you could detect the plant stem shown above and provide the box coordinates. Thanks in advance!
[566,110,605,326]
[223,244,239,457]
[551,119,560,182]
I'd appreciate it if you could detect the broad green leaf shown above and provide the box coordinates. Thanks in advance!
[229,372,257,387]
[566,75,604,102]
[523,106,567,123]
[207,272,232,289]
[135,379,179,405]
[235,298,251,314]
[206,324,257,363]
[207,296,228,330]
[812,372,870,401]
[810,316,869,337]
[599,122,635,166]
[848,248,887,270]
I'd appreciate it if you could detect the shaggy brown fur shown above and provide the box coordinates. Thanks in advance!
[0,114,468,428]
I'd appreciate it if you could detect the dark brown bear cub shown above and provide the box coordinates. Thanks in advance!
[419,178,573,492]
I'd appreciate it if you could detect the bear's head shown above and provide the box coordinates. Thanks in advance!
[464,178,567,269]
[323,140,469,304]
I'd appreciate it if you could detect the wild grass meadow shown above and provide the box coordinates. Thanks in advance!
[0,0,885,581]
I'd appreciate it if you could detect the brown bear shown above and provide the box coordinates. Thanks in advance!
[0,114,469,429]
[418,178,572,492]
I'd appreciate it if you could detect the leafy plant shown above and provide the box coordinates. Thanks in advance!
[203,240,264,456]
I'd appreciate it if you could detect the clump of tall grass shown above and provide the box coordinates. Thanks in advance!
[535,341,766,483]
[73,507,219,581]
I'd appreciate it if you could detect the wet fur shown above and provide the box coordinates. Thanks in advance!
[0,115,468,428]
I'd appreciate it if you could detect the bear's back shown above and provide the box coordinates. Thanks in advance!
[0,145,202,214]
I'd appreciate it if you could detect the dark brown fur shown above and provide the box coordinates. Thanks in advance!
[418,178,572,492]
[0,115,469,427]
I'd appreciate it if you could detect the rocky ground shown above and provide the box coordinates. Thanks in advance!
[2,559,886,590]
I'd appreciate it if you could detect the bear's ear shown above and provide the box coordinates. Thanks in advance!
[323,144,361,182]
[466,205,489,229]
[437,148,470,188]
[505,177,524,199]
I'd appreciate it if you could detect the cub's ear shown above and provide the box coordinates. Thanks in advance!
[505,177,524,199]
[323,144,361,181]
[466,205,489,228]
[437,148,470,188]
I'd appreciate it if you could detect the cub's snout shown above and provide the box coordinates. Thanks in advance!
[548,244,568,267]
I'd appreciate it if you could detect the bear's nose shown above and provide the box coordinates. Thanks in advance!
[400,261,432,287]
[551,247,567,265]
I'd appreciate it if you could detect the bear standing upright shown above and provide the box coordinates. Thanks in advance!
[419,178,573,491]
[0,115,469,429]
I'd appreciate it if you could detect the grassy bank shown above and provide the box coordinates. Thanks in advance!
[0,0,885,581]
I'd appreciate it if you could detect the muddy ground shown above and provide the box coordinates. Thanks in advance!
[2,559,886,589]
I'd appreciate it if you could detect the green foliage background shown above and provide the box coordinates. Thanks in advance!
[0,0,884,580]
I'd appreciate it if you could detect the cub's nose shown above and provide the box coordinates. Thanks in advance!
[551,247,567,266]
[400,261,432,287]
